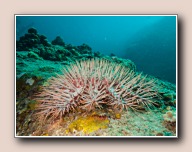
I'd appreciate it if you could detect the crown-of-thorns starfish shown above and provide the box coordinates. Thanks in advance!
[35,58,158,121]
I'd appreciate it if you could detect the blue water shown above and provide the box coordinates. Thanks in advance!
[16,15,176,84]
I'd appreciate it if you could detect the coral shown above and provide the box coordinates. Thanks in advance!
[51,36,65,46]
[163,110,176,133]
[16,27,51,51]
[163,110,176,122]
[77,43,92,54]
[28,27,38,34]
[65,114,109,135]
[34,58,158,122]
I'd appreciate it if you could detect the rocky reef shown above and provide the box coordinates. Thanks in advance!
[16,27,176,137]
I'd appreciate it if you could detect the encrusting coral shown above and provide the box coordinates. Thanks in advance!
[65,114,110,135]
[34,58,158,122]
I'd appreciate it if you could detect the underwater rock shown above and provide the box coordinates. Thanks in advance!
[40,35,51,47]
[163,110,176,133]
[110,53,116,57]
[157,84,176,107]
[163,110,176,122]
[17,28,104,62]
[65,44,77,52]
[37,45,72,61]
[151,78,176,108]
[16,27,50,51]
[51,36,65,46]
[93,51,102,57]
[16,52,25,59]
[28,51,42,60]
[16,73,44,101]
[29,47,40,55]
[102,55,136,72]
[162,92,176,106]
[163,93,174,101]
[39,35,46,41]
[26,78,35,86]
[28,27,38,35]
[34,43,94,61]
[77,43,92,54]
[70,48,81,57]
[156,133,164,136]
[38,66,56,73]
[122,59,136,71]
[38,46,56,61]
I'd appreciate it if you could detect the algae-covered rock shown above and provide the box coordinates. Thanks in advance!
[38,66,56,73]
[28,27,38,35]
[102,55,136,72]
[51,36,65,46]
[28,51,42,60]
[77,43,92,54]
[94,51,102,57]
[38,46,56,60]
[39,35,51,47]
[16,73,44,100]
[17,27,50,51]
